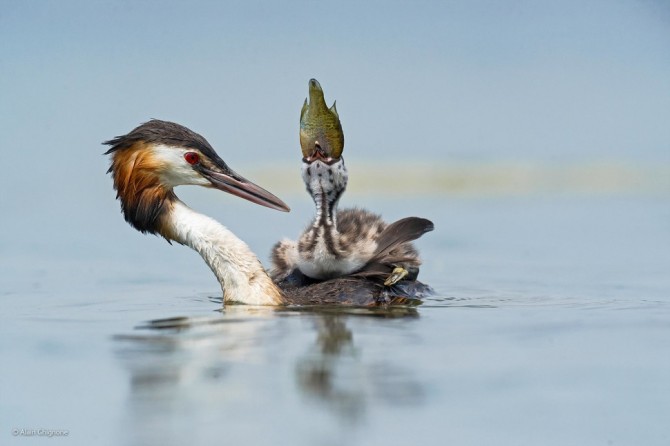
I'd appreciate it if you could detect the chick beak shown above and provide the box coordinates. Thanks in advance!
[303,144,338,165]
[199,166,290,212]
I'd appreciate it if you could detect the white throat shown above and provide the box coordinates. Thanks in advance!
[301,158,348,227]
[164,200,284,305]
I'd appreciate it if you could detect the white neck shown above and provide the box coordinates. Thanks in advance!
[163,200,285,305]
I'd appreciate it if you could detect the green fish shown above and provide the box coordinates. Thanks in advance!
[300,79,344,161]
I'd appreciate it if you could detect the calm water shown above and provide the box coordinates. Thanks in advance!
[2,194,669,445]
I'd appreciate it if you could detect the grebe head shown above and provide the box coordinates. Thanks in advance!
[104,119,289,234]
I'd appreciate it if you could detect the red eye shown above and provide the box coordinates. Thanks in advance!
[184,152,200,165]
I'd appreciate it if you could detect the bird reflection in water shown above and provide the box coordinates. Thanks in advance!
[293,309,425,423]
[115,305,425,444]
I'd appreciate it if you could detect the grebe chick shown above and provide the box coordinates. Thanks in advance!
[270,79,429,287]
[105,120,429,306]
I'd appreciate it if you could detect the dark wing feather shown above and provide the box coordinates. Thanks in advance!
[350,217,434,283]
[369,217,434,263]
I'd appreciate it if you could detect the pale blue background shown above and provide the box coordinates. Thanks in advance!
[2,0,669,224]
[1,0,668,174]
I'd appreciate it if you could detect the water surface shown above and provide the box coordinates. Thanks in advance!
[2,195,669,445]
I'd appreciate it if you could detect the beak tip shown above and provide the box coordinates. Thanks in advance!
[272,201,291,213]
[203,168,291,213]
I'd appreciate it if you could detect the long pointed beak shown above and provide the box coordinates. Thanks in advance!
[200,168,290,212]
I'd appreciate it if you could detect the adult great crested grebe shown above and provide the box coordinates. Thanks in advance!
[270,79,430,288]
[104,120,431,306]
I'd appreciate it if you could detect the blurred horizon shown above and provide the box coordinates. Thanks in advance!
[244,160,670,197]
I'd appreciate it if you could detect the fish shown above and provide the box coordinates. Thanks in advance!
[299,78,344,161]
